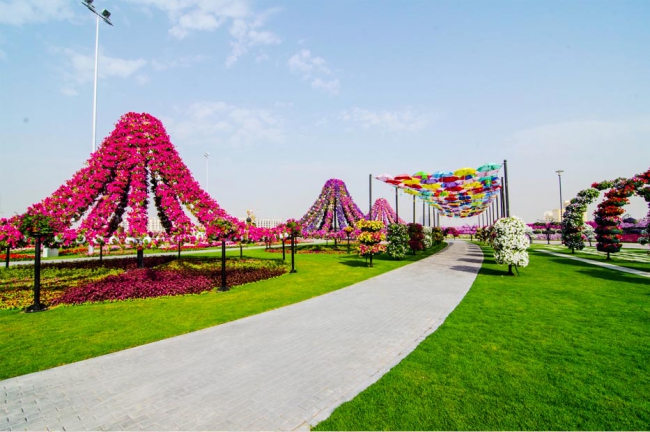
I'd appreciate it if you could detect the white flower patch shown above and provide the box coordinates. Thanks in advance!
[492,216,530,268]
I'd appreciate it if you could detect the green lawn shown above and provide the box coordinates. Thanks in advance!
[531,244,650,273]
[314,246,650,430]
[0,243,445,380]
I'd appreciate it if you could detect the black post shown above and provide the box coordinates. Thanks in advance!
[503,159,511,217]
[347,234,351,254]
[290,234,297,273]
[5,245,9,268]
[500,177,506,218]
[422,201,425,225]
[240,242,243,258]
[99,243,103,264]
[218,239,229,291]
[369,253,373,268]
[137,248,144,268]
[177,241,181,259]
[395,187,399,222]
[26,235,46,312]
[369,173,372,219]
[282,238,286,261]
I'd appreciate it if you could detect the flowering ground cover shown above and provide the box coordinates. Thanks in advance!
[0,245,444,380]
[0,256,283,310]
[314,246,650,430]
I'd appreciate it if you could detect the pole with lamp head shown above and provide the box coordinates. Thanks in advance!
[80,0,113,153]
[556,170,564,222]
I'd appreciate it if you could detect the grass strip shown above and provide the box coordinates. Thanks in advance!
[314,246,650,430]
[0,244,445,380]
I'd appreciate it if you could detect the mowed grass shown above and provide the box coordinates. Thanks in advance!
[530,244,650,273]
[0,244,445,380]
[315,246,650,430]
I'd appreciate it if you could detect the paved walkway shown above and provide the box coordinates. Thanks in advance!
[539,250,650,278]
[2,241,483,431]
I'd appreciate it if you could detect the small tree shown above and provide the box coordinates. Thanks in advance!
[386,223,409,260]
[356,219,386,267]
[422,226,433,249]
[431,227,444,245]
[492,216,530,276]
[407,223,425,254]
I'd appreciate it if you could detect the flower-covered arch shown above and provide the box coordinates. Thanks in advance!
[0,112,245,248]
[562,168,650,256]
[299,179,365,236]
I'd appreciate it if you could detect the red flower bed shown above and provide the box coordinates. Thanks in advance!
[0,253,34,262]
[51,258,287,306]
[52,269,214,305]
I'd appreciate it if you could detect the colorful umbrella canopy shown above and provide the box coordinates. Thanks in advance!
[375,163,504,218]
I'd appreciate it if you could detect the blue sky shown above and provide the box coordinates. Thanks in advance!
[1,0,649,225]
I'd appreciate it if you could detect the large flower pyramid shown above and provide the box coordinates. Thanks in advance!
[375,163,503,218]
[370,198,404,225]
[299,179,365,236]
[0,112,243,247]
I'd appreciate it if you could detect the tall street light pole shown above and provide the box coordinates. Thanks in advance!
[81,0,113,154]
[204,152,210,194]
[556,170,564,222]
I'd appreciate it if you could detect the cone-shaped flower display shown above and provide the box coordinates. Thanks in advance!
[0,112,243,246]
[369,198,405,226]
[300,179,365,236]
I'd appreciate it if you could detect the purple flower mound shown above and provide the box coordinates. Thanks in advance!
[52,268,214,305]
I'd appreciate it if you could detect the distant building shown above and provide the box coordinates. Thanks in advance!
[255,218,282,229]
[147,217,165,233]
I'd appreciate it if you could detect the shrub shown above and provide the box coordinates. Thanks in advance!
[386,223,409,260]
[408,223,425,253]
[492,216,530,275]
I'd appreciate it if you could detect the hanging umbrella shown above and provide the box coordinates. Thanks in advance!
[477,162,502,172]
[454,167,477,177]
[375,173,393,181]
[394,173,412,180]
[441,175,460,182]
[385,179,401,185]
[403,178,421,185]
[412,171,430,180]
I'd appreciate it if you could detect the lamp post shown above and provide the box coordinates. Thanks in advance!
[80,0,113,153]
[281,232,288,261]
[556,170,564,222]
[204,152,210,194]
[26,230,46,313]
[218,239,229,291]
[290,232,297,273]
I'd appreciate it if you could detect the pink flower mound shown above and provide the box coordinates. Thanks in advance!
[52,269,213,305]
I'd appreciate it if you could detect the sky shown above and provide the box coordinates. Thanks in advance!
[1,0,649,227]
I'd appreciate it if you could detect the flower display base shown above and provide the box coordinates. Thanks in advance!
[43,248,59,258]
[25,303,48,313]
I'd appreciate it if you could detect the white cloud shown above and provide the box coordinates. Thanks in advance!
[340,107,433,132]
[311,78,340,95]
[166,101,285,147]
[126,0,280,67]
[55,47,147,94]
[254,52,270,63]
[288,49,330,77]
[288,49,339,95]
[0,0,73,25]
